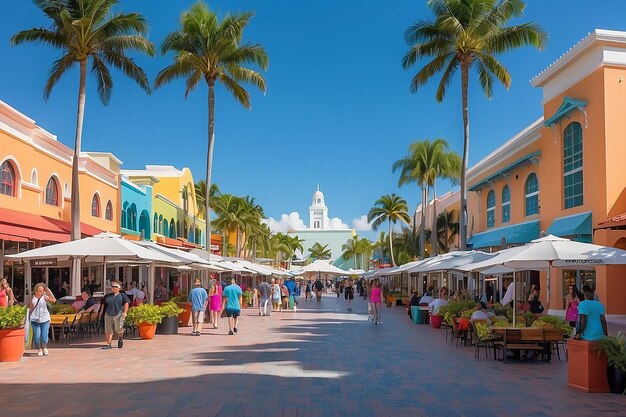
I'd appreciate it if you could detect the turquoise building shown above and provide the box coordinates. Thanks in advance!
[120,176,153,240]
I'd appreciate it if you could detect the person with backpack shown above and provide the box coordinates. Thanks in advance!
[314,278,324,301]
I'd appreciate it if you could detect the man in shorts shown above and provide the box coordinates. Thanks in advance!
[189,278,208,336]
[222,278,243,335]
[102,281,130,350]
[258,279,272,316]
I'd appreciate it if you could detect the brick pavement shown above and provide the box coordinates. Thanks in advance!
[2,293,625,417]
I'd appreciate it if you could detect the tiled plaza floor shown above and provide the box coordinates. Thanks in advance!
[2,293,625,417]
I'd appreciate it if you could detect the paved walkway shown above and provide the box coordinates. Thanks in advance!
[2,293,625,417]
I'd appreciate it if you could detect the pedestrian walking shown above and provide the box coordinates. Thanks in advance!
[221,278,243,336]
[1,277,16,307]
[292,280,301,312]
[102,281,130,350]
[271,278,281,311]
[344,279,354,311]
[314,278,324,301]
[209,278,222,329]
[30,283,56,356]
[189,278,208,336]
[305,280,312,301]
[370,279,383,325]
[258,279,271,316]
[285,276,297,310]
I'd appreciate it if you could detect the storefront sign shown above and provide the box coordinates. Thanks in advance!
[210,244,220,251]
[30,258,58,267]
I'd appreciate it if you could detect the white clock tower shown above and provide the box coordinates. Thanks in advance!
[309,184,329,229]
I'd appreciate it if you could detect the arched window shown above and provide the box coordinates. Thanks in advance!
[162,219,169,237]
[525,173,539,216]
[502,185,511,223]
[129,203,137,231]
[153,213,158,235]
[564,122,583,209]
[139,210,150,239]
[486,190,496,228]
[169,218,175,238]
[105,201,113,221]
[0,160,16,196]
[159,215,163,234]
[91,194,101,217]
[45,177,59,206]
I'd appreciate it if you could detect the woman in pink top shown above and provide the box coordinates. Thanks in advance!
[209,279,223,329]
[370,279,383,325]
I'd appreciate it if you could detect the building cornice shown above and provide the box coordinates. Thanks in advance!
[467,117,543,183]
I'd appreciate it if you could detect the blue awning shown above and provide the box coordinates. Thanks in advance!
[544,97,587,127]
[546,211,592,237]
[468,220,540,249]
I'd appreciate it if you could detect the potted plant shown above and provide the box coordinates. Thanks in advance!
[242,290,253,308]
[596,332,626,394]
[0,305,28,362]
[126,304,163,340]
[171,294,192,327]
[157,301,183,335]
[48,303,75,314]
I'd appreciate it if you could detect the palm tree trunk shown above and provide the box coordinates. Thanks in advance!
[205,83,216,256]
[388,220,396,266]
[419,185,427,259]
[431,181,438,256]
[71,60,87,241]
[459,63,470,251]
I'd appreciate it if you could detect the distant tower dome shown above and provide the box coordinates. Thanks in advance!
[309,184,329,229]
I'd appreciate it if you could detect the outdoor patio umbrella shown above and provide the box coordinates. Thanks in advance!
[7,232,185,298]
[295,259,348,281]
[346,268,365,276]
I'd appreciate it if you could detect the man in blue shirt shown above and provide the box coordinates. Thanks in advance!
[189,278,208,336]
[575,287,608,341]
[285,277,296,311]
[221,278,243,335]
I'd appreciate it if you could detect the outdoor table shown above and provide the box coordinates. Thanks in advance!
[49,314,71,342]
[492,327,564,362]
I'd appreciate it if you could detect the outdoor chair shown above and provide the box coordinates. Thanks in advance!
[77,312,92,338]
[66,313,82,342]
[500,329,544,363]
[472,321,501,360]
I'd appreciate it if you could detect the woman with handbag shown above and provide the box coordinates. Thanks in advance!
[0,278,16,307]
[30,283,56,356]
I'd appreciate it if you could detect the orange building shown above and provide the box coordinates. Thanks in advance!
[0,100,121,302]
[466,30,626,314]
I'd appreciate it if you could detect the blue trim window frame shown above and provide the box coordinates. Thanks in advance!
[564,122,583,209]
[153,213,158,235]
[525,173,539,216]
[486,190,496,228]
[502,185,511,223]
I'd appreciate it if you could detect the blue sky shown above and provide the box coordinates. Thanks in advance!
[2,0,625,239]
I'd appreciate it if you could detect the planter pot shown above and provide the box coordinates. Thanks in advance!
[177,302,192,327]
[138,323,157,340]
[430,314,443,329]
[567,339,609,392]
[0,328,25,362]
[156,315,179,335]
[607,365,626,395]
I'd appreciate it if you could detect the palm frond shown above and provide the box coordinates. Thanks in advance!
[9,28,65,48]
[219,73,251,109]
[102,51,151,94]
[43,53,75,100]
[91,53,113,105]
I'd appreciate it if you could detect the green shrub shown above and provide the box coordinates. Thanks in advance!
[536,315,572,335]
[438,300,476,325]
[160,301,183,318]
[126,304,164,325]
[170,294,189,303]
[0,305,27,329]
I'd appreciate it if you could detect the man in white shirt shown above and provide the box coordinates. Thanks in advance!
[470,302,491,322]
[429,298,448,314]
[419,293,435,306]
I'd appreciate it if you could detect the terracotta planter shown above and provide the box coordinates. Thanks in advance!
[177,302,192,327]
[138,323,157,340]
[567,339,609,393]
[0,328,26,362]
[430,314,443,329]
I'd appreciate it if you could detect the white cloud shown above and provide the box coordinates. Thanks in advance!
[352,215,372,231]
[264,212,306,234]
[328,217,349,230]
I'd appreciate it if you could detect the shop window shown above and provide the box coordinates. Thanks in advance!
[105,201,113,221]
[91,194,101,217]
[564,122,583,209]
[45,177,59,206]
[525,173,539,216]
[0,160,16,196]
[486,190,495,228]
[502,185,510,223]
[562,270,596,308]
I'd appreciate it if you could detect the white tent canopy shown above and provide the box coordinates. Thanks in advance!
[406,251,494,274]
[346,268,365,276]
[294,260,348,276]
[137,241,226,272]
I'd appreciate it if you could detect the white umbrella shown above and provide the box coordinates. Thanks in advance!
[137,241,226,272]
[407,251,494,273]
[295,259,348,281]
[346,268,365,276]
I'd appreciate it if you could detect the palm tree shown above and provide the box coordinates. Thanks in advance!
[437,209,460,252]
[372,231,390,266]
[342,236,360,269]
[211,194,244,257]
[156,1,269,249]
[402,0,547,250]
[195,180,220,218]
[367,194,411,266]
[308,243,331,261]
[356,237,373,271]
[11,0,154,240]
